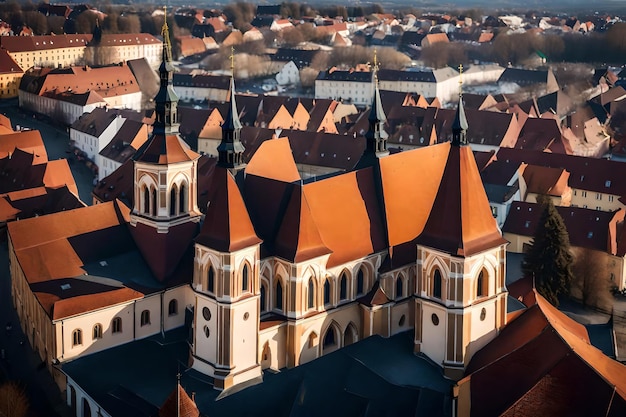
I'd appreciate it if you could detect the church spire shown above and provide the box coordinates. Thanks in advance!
[365,49,388,157]
[218,47,246,170]
[452,64,468,146]
[154,6,179,137]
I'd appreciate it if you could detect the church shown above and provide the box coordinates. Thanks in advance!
[9,19,625,417]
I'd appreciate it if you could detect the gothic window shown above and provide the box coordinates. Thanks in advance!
[151,187,157,216]
[143,185,149,214]
[83,398,91,417]
[112,317,122,333]
[260,283,267,312]
[433,269,442,299]
[357,268,365,295]
[323,279,331,306]
[179,183,187,213]
[242,263,250,293]
[208,266,215,293]
[72,329,82,346]
[170,185,177,216]
[140,310,151,326]
[477,269,488,298]
[92,324,102,340]
[307,279,315,310]
[275,280,283,310]
[168,299,178,316]
[396,275,404,299]
[339,273,347,301]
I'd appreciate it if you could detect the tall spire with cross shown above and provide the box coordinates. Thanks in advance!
[366,48,388,157]
[452,64,468,146]
[218,46,245,171]
[153,5,179,136]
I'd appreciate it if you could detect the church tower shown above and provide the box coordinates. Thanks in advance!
[355,50,389,170]
[190,70,263,390]
[217,49,246,173]
[413,71,508,380]
[129,11,201,281]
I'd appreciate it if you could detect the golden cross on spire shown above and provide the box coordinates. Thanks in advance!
[161,6,172,63]
[230,47,235,75]
[372,48,379,87]
[458,64,464,96]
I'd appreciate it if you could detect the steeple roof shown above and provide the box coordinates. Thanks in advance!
[452,95,468,146]
[273,185,332,263]
[416,143,507,257]
[195,166,261,252]
[133,134,198,164]
[159,384,200,417]
[217,73,246,170]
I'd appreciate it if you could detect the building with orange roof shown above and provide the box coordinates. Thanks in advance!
[19,64,142,125]
[8,12,626,417]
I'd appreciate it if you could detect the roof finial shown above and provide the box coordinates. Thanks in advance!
[372,48,379,87]
[176,370,181,417]
[230,46,235,76]
[161,6,172,63]
[458,63,464,97]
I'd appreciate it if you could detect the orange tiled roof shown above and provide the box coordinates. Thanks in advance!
[159,384,200,417]
[244,137,300,183]
[134,134,199,164]
[303,167,386,267]
[273,184,331,263]
[379,144,449,248]
[0,130,47,164]
[43,159,78,196]
[417,143,507,256]
[0,48,22,74]
[466,290,626,416]
[195,166,261,252]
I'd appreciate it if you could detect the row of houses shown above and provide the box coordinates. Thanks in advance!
[0,33,162,99]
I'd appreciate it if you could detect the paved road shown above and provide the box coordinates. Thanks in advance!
[0,99,95,205]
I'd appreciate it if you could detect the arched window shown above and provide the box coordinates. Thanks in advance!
[307,279,315,310]
[323,279,331,305]
[83,398,91,417]
[308,332,318,348]
[72,329,82,346]
[112,317,122,333]
[179,183,187,213]
[151,187,157,216]
[322,324,339,354]
[168,299,178,316]
[477,269,488,298]
[242,264,250,293]
[396,275,404,299]
[260,283,267,312]
[207,265,215,293]
[344,323,358,346]
[143,186,150,214]
[92,324,102,340]
[275,280,283,310]
[433,269,442,299]
[339,273,347,300]
[357,268,365,295]
[140,310,151,326]
[169,185,177,216]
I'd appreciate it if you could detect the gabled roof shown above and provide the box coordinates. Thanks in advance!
[515,117,568,154]
[521,164,570,196]
[358,280,391,307]
[416,143,507,257]
[273,185,332,263]
[195,166,261,252]
[465,290,626,417]
[159,384,199,417]
[244,137,300,183]
[0,130,47,164]
[0,48,22,74]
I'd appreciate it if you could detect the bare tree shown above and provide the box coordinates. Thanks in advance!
[571,248,613,312]
[0,382,29,417]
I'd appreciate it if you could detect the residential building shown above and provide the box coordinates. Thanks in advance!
[173,70,230,103]
[19,64,142,125]
[0,49,23,99]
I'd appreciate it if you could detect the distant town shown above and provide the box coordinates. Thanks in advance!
[0,1,625,417]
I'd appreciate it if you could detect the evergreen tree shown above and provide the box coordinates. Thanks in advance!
[522,195,574,306]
